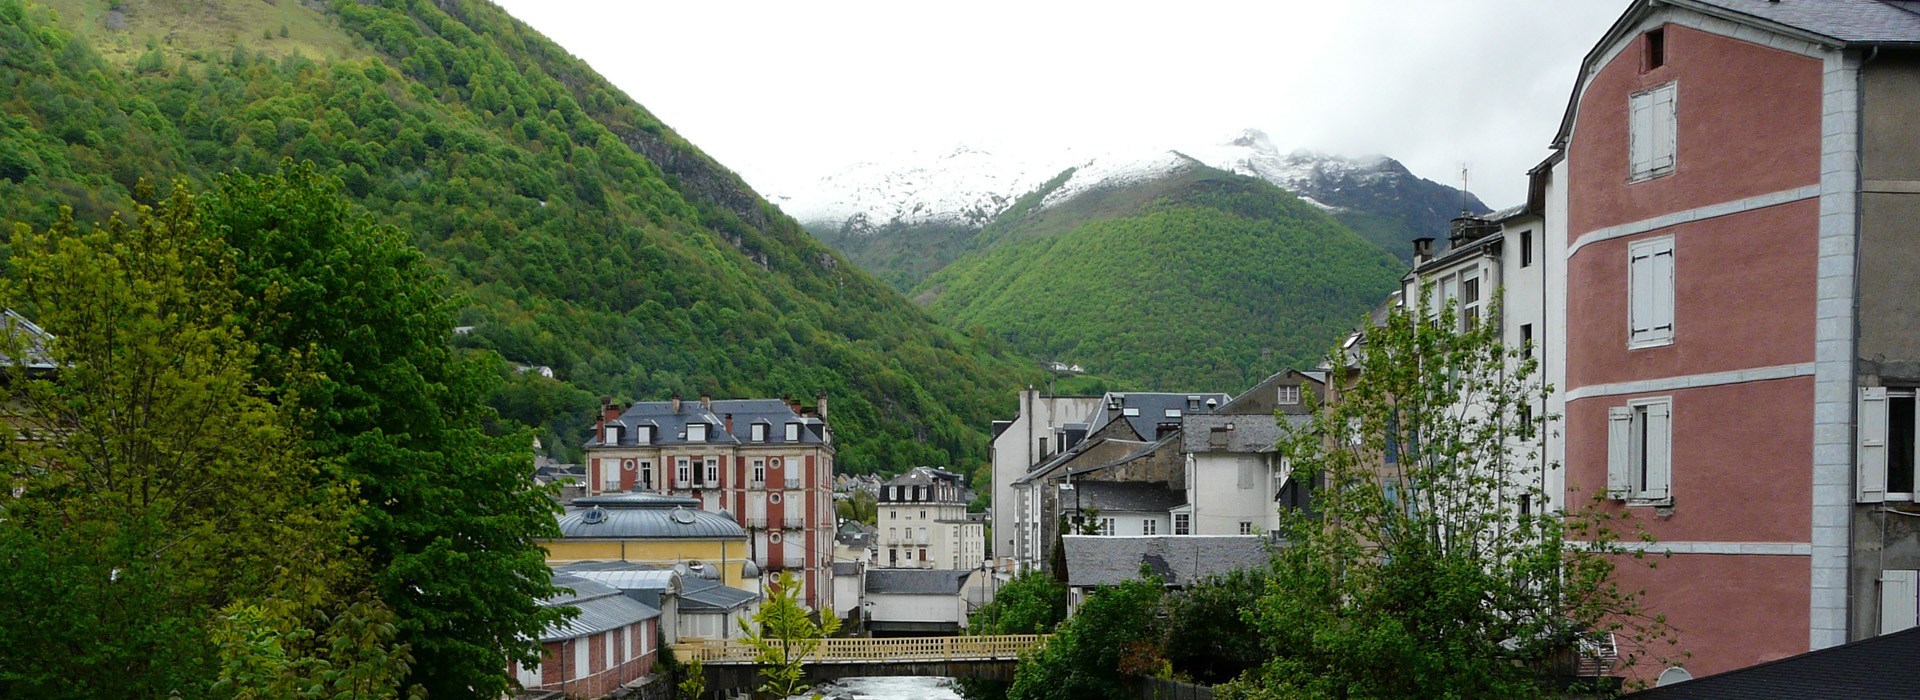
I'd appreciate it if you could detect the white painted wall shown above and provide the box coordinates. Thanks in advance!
[992,393,1100,571]
[866,592,967,626]
[1186,452,1279,535]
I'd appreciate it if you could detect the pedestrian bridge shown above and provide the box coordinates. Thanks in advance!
[679,635,1048,688]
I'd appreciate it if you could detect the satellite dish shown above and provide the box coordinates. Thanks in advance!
[1655,666,1693,687]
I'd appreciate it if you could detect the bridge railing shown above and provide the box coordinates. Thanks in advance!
[678,634,1047,665]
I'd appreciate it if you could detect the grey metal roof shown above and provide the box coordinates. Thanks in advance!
[680,577,759,612]
[864,568,972,595]
[540,574,662,641]
[1625,626,1920,699]
[1062,535,1273,588]
[588,398,828,448]
[0,310,55,371]
[1682,0,1920,44]
[1061,481,1183,514]
[832,562,863,577]
[557,493,747,539]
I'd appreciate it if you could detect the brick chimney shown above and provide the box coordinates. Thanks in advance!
[725,413,734,433]
[597,397,619,430]
[1412,238,1435,265]
[815,392,828,420]
[670,394,682,413]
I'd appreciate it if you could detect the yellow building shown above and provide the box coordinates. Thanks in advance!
[543,492,754,589]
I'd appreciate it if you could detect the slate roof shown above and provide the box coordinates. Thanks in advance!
[1062,535,1273,588]
[1089,392,1232,440]
[1625,626,1920,699]
[1683,0,1920,44]
[540,574,662,642]
[589,398,828,448]
[832,561,863,577]
[864,568,972,595]
[1062,481,1184,514]
[557,492,747,539]
[680,577,759,613]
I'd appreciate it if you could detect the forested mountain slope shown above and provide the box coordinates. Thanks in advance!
[0,0,1040,473]
[917,157,1403,391]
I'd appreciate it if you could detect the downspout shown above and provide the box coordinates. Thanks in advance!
[1846,44,1881,641]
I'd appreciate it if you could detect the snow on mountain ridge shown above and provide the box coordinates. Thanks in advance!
[776,130,1435,233]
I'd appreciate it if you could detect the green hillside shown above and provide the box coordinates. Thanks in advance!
[810,221,979,292]
[0,0,1042,473]
[918,163,1403,391]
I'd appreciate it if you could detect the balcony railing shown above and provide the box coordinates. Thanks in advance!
[745,516,768,529]
[784,478,803,490]
[783,516,806,529]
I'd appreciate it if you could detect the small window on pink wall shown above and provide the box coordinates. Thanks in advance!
[1645,27,1666,71]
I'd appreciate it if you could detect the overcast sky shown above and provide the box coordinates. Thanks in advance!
[492,1,1625,208]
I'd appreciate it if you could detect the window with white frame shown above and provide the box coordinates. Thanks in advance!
[752,423,766,442]
[639,460,653,489]
[752,459,766,485]
[786,422,800,441]
[1857,387,1919,502]
[1142,519,1157,535]
[1459,269,1483,332]
[1607,397,1673,504]
[636,425,652,445]
[1239,521,1254,535]
[1629,82,1677,180]
[603,425,620,445]
[687,422,707,443]
[704,457,719,486]
[676,457,691,486]
[1099,518,1116,536]
[1628,236,1675,348]
[1277,385,1300,405]
[1882,569,1918,634]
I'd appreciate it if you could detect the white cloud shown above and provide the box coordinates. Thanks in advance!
[492,0,1623,207]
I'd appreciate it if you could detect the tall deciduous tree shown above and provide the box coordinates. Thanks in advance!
[193,163,564,697]
[1005,576,1165,700]
[739,570,840,698]
[1218,292,1679,699]
[0,191,406,698]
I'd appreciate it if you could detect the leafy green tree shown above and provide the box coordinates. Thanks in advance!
[738,571,840,698]
[966,572,1067,636]
[836,489,877,525]
[193,163,565,698]
[1159,569,1269,685]
[0,195,395,698]
[1006,577,1165,700]
[674,656,706,699]
[1216,292,1679,700]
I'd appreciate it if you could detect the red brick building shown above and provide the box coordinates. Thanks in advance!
[584,395,837,611]
[516,575,661,697]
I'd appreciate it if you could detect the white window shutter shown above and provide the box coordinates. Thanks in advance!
[1651,85,1676,171]
[1860,387,1889,502]
[1608,407,1634,498]
[1881,569,1918,634]
[1651,248,1675,333]
[1630,92,1655,175]
[1644,402,1672,500]
[1629,252,1654,337]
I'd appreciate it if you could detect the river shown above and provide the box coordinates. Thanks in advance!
[807,675,964,699]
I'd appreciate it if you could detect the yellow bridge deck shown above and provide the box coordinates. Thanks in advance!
[677,634,1048,665]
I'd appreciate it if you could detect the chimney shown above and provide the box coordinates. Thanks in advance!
[599,397,620,427]
[1412,237,1435,265]
[671,394,682,413]
[725,413,734,433]
[815,392,829,421]
[700,394,712,411]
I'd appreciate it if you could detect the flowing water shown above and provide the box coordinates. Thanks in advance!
[806,675,965,699]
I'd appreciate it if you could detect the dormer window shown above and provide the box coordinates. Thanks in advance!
[1186,397,1200,411]
[636,425,653,445]
[603,425,621,445]
[687,423,707,443]
[785,422,800,442]
[1278,385,1301,405]
[752,423,767,442]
